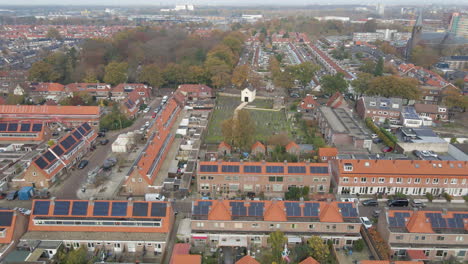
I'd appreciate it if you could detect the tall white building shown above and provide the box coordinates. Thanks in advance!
[377,3,385,16]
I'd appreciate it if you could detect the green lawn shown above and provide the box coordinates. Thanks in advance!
[205,96,291,144]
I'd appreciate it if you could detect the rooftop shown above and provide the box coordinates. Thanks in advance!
[319,106,370,139]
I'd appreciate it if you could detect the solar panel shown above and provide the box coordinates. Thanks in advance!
[244,165,261,173]
[53,201,70,215]
[71,201,88,216]
[33,201,50,215]
[77,126,86,135]
[73,130,83,140]
[52,145,64,156]
[310,166,328,174]
[133,202,148,217]
[0,123,6,131]
[82,123,91,131]
[32,124,43,132]
[20,123,31,132]
[0,211,13,226]
[93,202,109,216]
[151,203,167,217]
[35,157,48,169]
[248,202,264,217]
[230,202,247,216]
[43,151,57,163]
[288,166,306,173]
[303,203,319,217]
[285,202,301,217]
[111,202,128,216]
[7,123,18,131]
[200,165,218,172]
[222,165,240,173]
[193,201,212,215]
[66,135,77,146]
[266,166,284,173]
[60,138,71,150]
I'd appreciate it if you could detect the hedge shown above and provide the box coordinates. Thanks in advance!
[365,118,396,148]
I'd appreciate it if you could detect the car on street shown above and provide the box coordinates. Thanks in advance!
[162,95,168,104]
[387,199,409,207]
[97,132,106,137]
[360,217,373,229]
[78,160,89,169]
[100,128,109,133]
[52,132,60,137]
[0,193,5,199]
[6,191,18,201]
[411,199,426,208]
[100,139,109,145]
[362,199,378,207]
[143,107,150,113]
[152,113,157,118]
[382,146,393,153]
[373,138,383,144]
[371,134,378,139]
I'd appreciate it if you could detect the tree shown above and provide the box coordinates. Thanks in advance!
[28,61,55,82]
[374,57,384,76]
[351,72,373,96]
[100,104,133,130]
[46,27,62,40]
[103,62,128,86]
[6,94,25,105]
[320,73,348,95]
[353,239,365,252]
[411,45,439,69]
[138,64,164,88]
[307,236,330,263]
[231,64,250,88]
[268,231,287,263]
[443,87,468,110]
[56,246,91,264]
[221,110,256,150]
[453,78,465,90]
[82,70,99,83]
[47,140,55,147]
[359,60,376,74]
[367,75,420,100]
[289,62,320,88]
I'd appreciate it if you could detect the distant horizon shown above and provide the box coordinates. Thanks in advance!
[0,0,467,7]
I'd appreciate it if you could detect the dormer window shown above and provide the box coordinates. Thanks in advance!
[392,104,399,109]
[370,102,376,107]
[344,163,353,171]
[380,102,387,107]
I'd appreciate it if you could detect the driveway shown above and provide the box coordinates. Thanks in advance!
[51,97,162,199]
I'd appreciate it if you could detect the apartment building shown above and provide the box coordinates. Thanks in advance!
[0,105,101,127]
[0,210,29,260]
[123,98,181,195]
[12,122,96,188]
[356,96,403,123]
[196,161,330,198]
[21,199,173,259]
[331,159,468,196]
[377,208,468,262]
[0,121,50,142]
[190,199,362,249]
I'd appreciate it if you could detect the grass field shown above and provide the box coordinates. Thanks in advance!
[205,96,290,144]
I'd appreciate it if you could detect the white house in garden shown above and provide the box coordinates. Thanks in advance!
[241,86,256,103]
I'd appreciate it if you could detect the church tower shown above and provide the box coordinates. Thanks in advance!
[406,12,423,60]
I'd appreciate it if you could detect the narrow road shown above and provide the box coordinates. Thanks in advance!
[52,97,162,199]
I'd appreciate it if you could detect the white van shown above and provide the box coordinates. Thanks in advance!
[162,96,168,104]
[145,193,166,201]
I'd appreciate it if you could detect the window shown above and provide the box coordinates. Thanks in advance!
[456,236,464,241]
[451,179,458,184]
[344,163,353,171]
[269,224,275,229]
[444,178,448,184]
[200,176,206,180]
[457,251,466,257]
[343,177,349,183]
[407,178,412,183]
[426,178,430,184]
[436,250,447,257]
[421,236,425,241]
[380,102,387,107]
[208,176,214,180]
[277,177,283,182]
[370,102,376,106]
[234,223,243,229]
[389,178,393,183]
[347,225,355,230]
[196,222,204,227]
[379,178,385,183]
[291,224,298,229]
[415,178,421,184]
[433,178,439,184]
[415,236,419,241]
[372,178,375,183]
[252,223,259,228]
[138,178,142,182]
[269,176,275,182]
[396,235,403,240]
[396,178,402,183]
[309,224,315,229]
[361,177,367,183]
[33,172,37,176]
[437,236,445,241]
[354,177,358,183]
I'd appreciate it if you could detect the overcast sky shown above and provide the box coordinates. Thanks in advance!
[0,0,466,5]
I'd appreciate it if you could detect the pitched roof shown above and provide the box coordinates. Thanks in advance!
[208,200,232,221]
[251,141,266,150]
[318,147,338,157]
[326,92,346,108]
[413,103,445,114]
[299,257,320,264]
[0,105,100,116]
[264,201,287,221]
[319,202,343,223]
[300,94,319,109]
[406,250,429,261]
[198,161,329,175]
[285,141,299,150]
[236,255,260,264]
[406,211,434,233]
[31,82,65,92]
[172,255,201,264]
[178,84,212,95]
[218,141,232,150]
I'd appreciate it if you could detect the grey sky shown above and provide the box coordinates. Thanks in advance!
[0,0,466,5]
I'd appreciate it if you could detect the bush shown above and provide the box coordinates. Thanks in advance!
[365,118,396,148]
[393,192,407,199]
[425,192,434,202]
[442,192,453,202]
[368,228,391,260]
[464,195,468,203]
[353,239,365,252]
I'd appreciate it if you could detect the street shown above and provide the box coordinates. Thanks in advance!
[51,97,163,199]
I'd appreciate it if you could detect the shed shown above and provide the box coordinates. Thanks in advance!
[18,186,34,200]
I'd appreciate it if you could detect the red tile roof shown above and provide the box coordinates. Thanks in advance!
[299,257,320,264]
[31,82,65,92]
[285,141,299,151]
[218,141,232,150]
[318,147,338,158]
[300,94,319,110]
[236,255,260,264]
[405,211,434,233]
[406,250,429,261]
[171,244,201,264]
[0,105,100,116]
[251,141,266,151]
[319,202,343,223]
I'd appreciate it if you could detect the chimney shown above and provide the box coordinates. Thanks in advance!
[442,208,448,216]
[127,197,133,206]
[284,160,287,165]
[89,197,95,206]
[299,197,304,207]
[261,160,266,165]
[50,197,56,205]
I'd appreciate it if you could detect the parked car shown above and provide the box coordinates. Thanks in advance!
[78,160,89,169]
[0,193,6,199]
[162,95,169,104]
[371,134,378,139]
[362,199,378,207]
[152,113,157,118]
[100,139,109,145]
[387,199,409,207]
[411,199,426,208]
[373,138,383,144]
[52,132,59,137]
[360,217,373,229]
[382,146,393,153]
[100,128,109,133]
[97,132,106,137]
[6,191,18,201]
[427,150,438,158]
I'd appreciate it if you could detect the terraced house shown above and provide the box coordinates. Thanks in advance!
[377,208,468,262]
[190,199,362,249]
[21,199,174,260]
[0,121,50,142]
[12,123,96,188]
[331,159,468,196]
[0,210,29,260]
[197,161,330,198]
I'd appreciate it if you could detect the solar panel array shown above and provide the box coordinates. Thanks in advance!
[32,124,43,132]
[285,202,301,217]
[82,123,92,131]
[111,202,128,216]
[248,202,264,216]
[303,203,320,217]
[193,201,212,215]
[7,123,18,131]
[403,107,420,119]
[0,211,14,226]
[200,165,218,172]
[34,157,48,169]
[133,202,149,217]
[52,145,64,156]
[222,165,240,173]
[151,203,167,217]
[71,201,88,216]
[93,202,110,216]
[266,166,284,173]
[230,202,247,216]
[338,203,359,217]
[244,165,261,173]
[53,201,70,215]
[389,212,410,227]
[310,166,328,174]
[20,123,31,132]
[0,123,7,131]
[426,213,448,229]
[33,201,51,215]
[73,130,83,140]
[288,166,306,173]
[43,151,57,163]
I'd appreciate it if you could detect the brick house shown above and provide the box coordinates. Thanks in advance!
[318,147,338,162]
[413,103,448,122]
[300,94,319,112]
[251,141,266,156]
[29,83,66,101]
[0,121,50,142]
[218,142,232,156]
[177,84,213,100]
[65,83,111,100]
[331,159,468,196]
[356,96,403,123]
[285,141,300,156]
[326,92,348,109]
[190,199,362,249]
[0,210,29,260]
[111,83,151,101]
[12,123,96,188]
[377,208,468,262]
[121,90,146,118]
[22,199,174,260]
[197,161,330,197]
